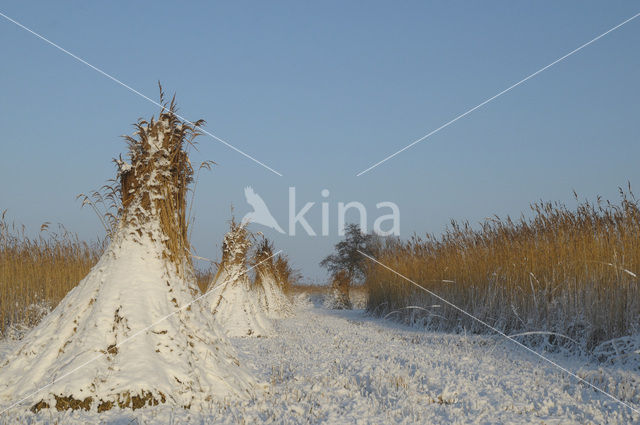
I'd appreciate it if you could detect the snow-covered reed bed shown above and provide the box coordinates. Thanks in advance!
[366,187,640,350]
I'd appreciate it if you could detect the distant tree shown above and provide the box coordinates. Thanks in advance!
[320,223,374,285]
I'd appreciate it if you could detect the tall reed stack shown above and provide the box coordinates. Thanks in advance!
[206,218,272,336]
[210,216,252,287]
[0,88,252,413]
[330,270,352,310]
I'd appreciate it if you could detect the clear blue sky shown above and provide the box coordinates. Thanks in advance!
[1,1,639,280]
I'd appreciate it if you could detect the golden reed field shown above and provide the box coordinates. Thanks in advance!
[366,186,640,348]
[0,213,102,335]
[3,186,639,349]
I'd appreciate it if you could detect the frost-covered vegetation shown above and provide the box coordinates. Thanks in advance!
[366,187,640,351]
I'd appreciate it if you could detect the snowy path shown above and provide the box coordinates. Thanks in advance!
[1,298,639,424]
[230,300,638,424]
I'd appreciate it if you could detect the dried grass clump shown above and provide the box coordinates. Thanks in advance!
[252,237,300,288]
[366,187,640,348]
[207,220,299,329]
[30,395,93,413]
[117,85,203,274]
[0,214,102,336]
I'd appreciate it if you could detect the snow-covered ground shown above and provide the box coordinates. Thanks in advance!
[1,295,639,424]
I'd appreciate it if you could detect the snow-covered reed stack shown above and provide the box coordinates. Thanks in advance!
[252,237,292,318]
[0,90,252,413]
[328,270,352,309]
[206,218,271,337]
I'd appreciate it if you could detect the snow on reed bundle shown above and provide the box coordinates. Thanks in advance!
[207,218,272,336]
[0,88,253,413]
[118,89,200,274]
[251,237,292,318]
[329,270,352,310]
[213,217,252,278]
